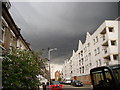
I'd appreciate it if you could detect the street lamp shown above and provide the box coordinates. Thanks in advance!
[48,48,57,83]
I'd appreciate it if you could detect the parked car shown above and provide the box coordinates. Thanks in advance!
[46,81,63,90]
[59,81,65,84]
[71,80,83,87]
[65,80,71,85]
[65,78,71,85]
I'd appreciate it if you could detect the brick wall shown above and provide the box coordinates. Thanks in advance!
[77,74,91,85]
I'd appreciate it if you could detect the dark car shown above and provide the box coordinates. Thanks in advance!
[71,80,83,87]
[59,81,65,84]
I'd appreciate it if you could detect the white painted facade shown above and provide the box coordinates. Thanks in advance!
[17,38,28,50]
[1,16,30,50]
[62,20,119,80]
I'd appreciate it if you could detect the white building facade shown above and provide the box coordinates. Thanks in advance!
[62,20,119,84]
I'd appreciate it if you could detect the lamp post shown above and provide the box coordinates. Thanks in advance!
[48,48,57,83]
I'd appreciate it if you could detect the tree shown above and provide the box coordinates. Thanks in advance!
[2,47,47,89]
[58,77,61,81]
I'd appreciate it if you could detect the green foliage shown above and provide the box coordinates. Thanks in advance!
[2,47,47,89]
[58,77,61,81]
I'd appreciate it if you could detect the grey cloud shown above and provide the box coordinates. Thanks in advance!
[9,2,118,65]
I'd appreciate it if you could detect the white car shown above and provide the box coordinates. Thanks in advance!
[65,80,71,84]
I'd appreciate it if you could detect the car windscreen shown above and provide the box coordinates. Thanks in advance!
[74,80,80,83]
[112,67,120,85]
[51,81,60,85]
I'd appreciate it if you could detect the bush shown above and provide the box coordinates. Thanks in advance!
[2,47,47,89]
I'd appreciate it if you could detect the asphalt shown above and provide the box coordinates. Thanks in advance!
[38,84,92,90]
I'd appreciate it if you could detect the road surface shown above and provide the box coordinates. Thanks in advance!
[62,84,92,90]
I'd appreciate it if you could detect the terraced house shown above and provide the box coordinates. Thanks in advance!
[0,1,32,87]
[62,19,120,84]
[0,2,31,53]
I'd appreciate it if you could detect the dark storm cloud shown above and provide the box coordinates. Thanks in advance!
[9,2,118,65]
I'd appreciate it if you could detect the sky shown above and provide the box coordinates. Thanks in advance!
[9,2,118,78]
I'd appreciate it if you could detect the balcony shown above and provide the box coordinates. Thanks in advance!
[104,55,111,64]
[102,41,109,46]
[102,47,110,57]
[100,34,109,46]
[109,46,118,54]
[100,27,106,34]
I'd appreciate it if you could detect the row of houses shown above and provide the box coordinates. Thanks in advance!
[0,2,31,53]
[62,19,120,84]
[0,1,50,82]
[0,1,32,87]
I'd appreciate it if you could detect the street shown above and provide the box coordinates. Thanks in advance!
[62,84,92,90]
[39,84,92,90]
[2,1,119,90]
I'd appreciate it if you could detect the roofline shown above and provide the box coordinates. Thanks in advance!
[90,64,120,71]
[2,3,31,51]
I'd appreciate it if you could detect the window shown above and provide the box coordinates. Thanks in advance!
[86,55,88,61]
[79,60,81,66]
[86,64,89,70]
[113,55,118,60]
[88,43,90,47]
[81,53,83,57]
[89,52,91,56]
[1,24,6,42]
[104,69,112,83]
[96,61,98,67]
[94,49,97,56]
[99,59,101,66]
[96,36,98,42]
[89,63,92,67]
[81,50,83,57]
[82,66,84,73]
[113,66,120,84]
[103,35,105,41]
[78,53,80,58]
[97,47,100,54]
[92,70,104,86]
[80,68,81,74]
[84,46,87,52]
[93,39,95,44]
[92,68,113,88]
[1,30,4,41]
[108,27,114,32]
[104,48,107,54]
[85,65,87,70]
[111,40,116,46]
[82,58,84,65]
[81,50,83,53]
